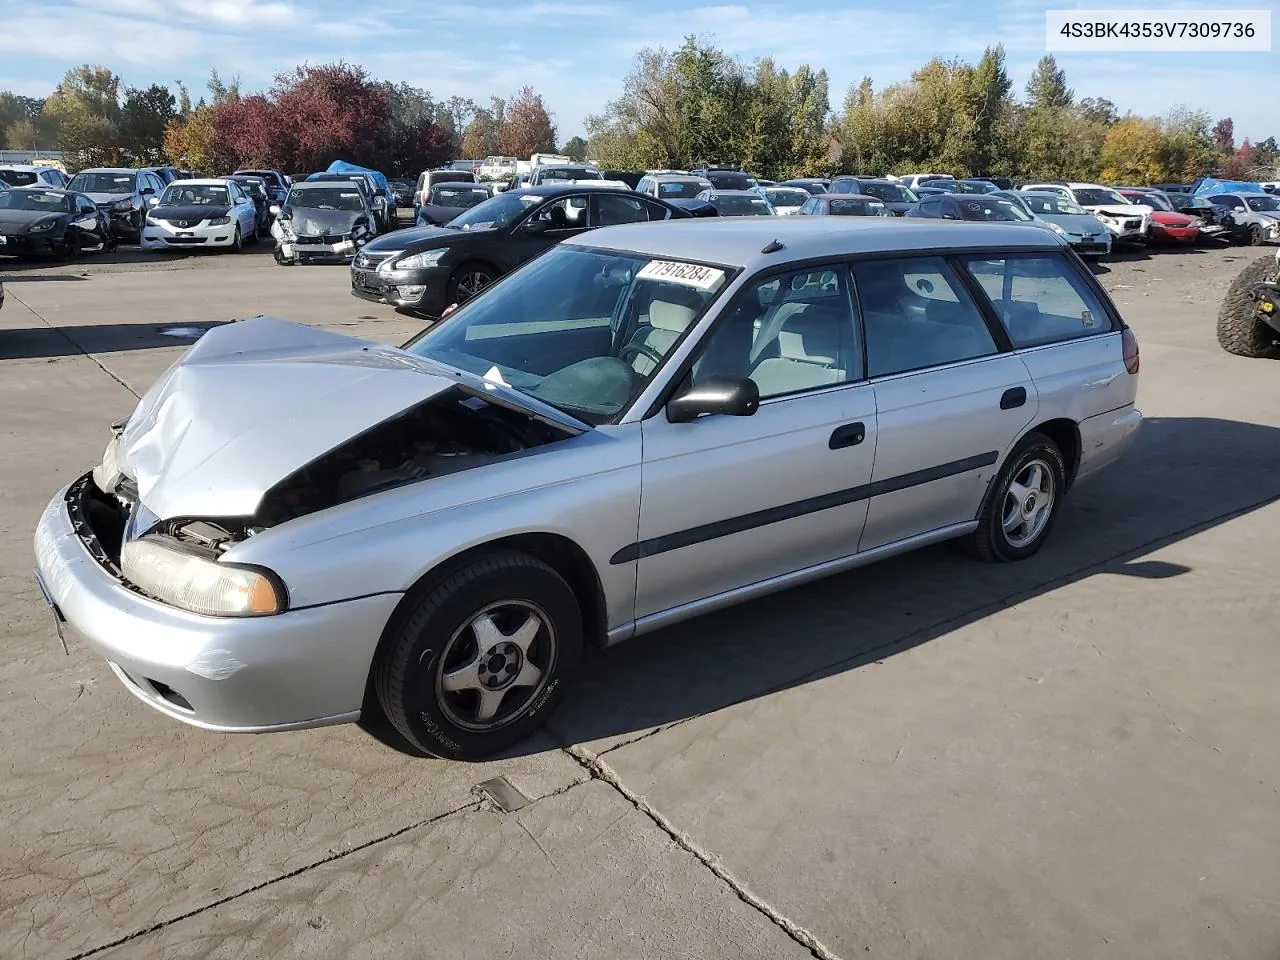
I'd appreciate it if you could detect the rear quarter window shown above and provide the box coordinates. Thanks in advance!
[961,254,1114,348]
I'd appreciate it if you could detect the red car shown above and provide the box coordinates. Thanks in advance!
[1118,189,1199,243]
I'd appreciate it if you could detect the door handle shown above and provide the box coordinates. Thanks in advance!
[1000,387,1027,410]
[829,422,866,449]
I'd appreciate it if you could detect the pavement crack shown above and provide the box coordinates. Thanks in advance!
[567,744,844,960]
[9,290,140,399]
[62,799,479,960]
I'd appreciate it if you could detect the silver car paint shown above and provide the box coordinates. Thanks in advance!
[34,218,1141,732]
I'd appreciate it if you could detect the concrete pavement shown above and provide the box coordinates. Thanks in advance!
[1,244,1277,959]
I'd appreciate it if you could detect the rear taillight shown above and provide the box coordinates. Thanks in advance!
[1121,327,1140,374]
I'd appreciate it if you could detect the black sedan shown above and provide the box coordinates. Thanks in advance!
[0,187,113,258]
[827,177,918,215]
[229,175,274,234]
[352,185,696,317]
[908,194,1036,224]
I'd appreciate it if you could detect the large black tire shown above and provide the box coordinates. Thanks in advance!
[230,224,242,253]
[447,262,497,304]
[373,550,582,760]
[965,432,1067,563]
[1216,254,1279,358]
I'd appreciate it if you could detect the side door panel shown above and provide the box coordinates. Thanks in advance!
[635,388,878,619]
[860,357,1035,551]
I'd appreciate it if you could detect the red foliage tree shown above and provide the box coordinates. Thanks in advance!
[270,62,392,171]
[212,95,286,168]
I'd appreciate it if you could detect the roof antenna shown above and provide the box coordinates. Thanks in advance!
[761,239,784,253]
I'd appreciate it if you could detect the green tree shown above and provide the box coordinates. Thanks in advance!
[4,117,39,150]
[1100,117,1167,183]
[561,135,588,160]
[1025,55,1073,110]
[206,69,241,106]
[44,65,125,168]
[121,84,176,164]
[1159,107,1217,181]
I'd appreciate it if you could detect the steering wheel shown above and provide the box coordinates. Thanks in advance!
[620,342,664,367]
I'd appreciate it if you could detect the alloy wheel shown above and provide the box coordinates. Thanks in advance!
[1001,458,1055,549]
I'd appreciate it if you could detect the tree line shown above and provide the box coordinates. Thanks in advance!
[1,40,1275,184]
[586,39,1276,184]
[0,64,566,176]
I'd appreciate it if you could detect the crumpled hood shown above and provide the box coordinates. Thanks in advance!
[116,317,463,520]
[283,207,361,236]
[83,192,131,206]
[1084,203,1151,219]
[149,203,232,223]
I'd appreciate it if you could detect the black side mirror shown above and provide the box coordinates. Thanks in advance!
[666,375,760,423]
[521,219,550,234]
[141,187,154,195]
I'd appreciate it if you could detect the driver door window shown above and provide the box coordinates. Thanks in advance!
[531,196,589,231]
[689,265,863,399]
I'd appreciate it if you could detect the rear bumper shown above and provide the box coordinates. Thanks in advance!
[1075,403,1142,484]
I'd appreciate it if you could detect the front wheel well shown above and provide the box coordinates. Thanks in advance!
[1024,418,1081,488]
[385,534,608,653]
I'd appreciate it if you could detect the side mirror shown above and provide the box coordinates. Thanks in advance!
[269,204,281,216]
[666,375,760,423]
[140,187,154,196]
[521,219,550,234]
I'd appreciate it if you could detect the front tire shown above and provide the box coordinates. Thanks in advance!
[1217,253,1279,358]
[230,225,242,253]
[1249,223,1265,246]
[966,433,1067,563]
[448,263,497,304]
[373,551,582,760]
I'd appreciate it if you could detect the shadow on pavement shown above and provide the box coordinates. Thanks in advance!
[1,320,233,359]
[361,414,1280,760]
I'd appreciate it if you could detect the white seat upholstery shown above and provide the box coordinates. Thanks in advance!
[628,299,698,374]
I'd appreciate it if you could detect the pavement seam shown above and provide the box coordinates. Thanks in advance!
[566,743,845,960]
[61,799,480,960]
[8,289,140,399]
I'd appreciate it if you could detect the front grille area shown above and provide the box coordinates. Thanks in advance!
[158,218,204,228]
[354,250,399,268]
[164,237,208,245]
[295,234,347,245]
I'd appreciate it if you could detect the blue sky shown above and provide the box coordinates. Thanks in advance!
[1,0,1276,144]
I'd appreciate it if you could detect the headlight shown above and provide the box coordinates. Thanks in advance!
[110,198,133,211]
[29,220,56,232]
[209,216,231,226]
[121,538,285,617]
[392,249,446,271]
[1047,222,1065,234]
[92,436,123,494]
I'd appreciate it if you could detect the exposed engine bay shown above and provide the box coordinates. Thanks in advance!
[255,387,571,527]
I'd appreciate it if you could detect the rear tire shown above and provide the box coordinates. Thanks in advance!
[1217,253,1279,358]
[965,433,1067,563]
[373,550,582,760]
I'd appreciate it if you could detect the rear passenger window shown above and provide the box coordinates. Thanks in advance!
[690,265,862,399]
[853,257,998,377]
[962,255,1113,348]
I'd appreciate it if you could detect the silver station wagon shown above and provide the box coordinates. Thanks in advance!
[34,218,1142,759]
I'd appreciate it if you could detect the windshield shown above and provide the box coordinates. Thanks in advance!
[859,182,916,203]
[1177,196,1213,210]
[287,186,365,211]
[1022,194,1088,216]
[0,190,72,213]
[710,194,773,216]
[952,180,996,194]
[828,198,884,216]
[231,178,266,196]
[538,167,601,181]
[431,184,491,208]
[0,169,38,186]
[957,198,1032,221]
[1246,195,1280,211]
[161,183,229,205]
[656,179,706,198]
[1073,188,1127,206]
[405,246,730,423]
[238,170,281,188]
[68,172,135,194]
[448,191,542,230]
[1123,192,1171,211]
[764,188,809,207]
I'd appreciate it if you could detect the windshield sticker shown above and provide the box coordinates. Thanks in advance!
[483,365,510,387]
[637,260,726,291]
[113,176,131,183]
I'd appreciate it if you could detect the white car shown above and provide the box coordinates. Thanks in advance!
[140,179,259,252]
[1021,182,1151,246]
[757,185,811,215]
[898,173,957,191]
[0,164,69,190]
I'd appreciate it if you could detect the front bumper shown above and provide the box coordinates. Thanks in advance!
[1067,236,1112,256]
[103,208,140,238]
[141,219,239,249]
[277,236,359,263]
[0,231,62,255]
[32,474,402,733]
[1150,223,1198,243]
[350,262,452,315]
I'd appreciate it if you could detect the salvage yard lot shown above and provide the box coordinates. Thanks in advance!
[2,243,1279,959]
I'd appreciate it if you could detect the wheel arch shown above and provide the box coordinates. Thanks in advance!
[1019,417,1081,488]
